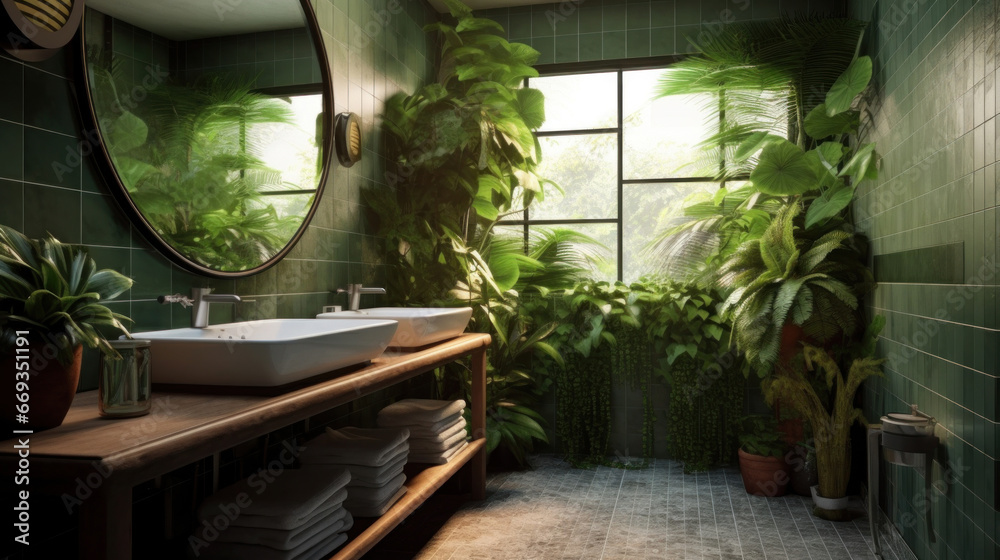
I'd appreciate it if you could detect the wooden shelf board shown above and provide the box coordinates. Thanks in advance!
[328,439,486,560]
[0,334,490,484]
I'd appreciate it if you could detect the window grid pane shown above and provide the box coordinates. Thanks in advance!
[511,65,722,282]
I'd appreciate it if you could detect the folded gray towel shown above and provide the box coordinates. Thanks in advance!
[377,399,466,426]
[343,472,406,508]
[348,460,405,488]
[378,413,464,438]
[198,469,350,526]
[299,427,409,467]
[408,429,467,453]
[347,486,408,518]
[408,440,468,465]
[224,487,347,531]
[215,507,352,550]
[301,451,408,486]
[191,510,351,559]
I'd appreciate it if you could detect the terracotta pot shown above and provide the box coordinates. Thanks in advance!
[738,448,790,497]
[3,342,83,431]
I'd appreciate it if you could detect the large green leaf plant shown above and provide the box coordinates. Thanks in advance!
[649,19,872,283]
[369,0,548,305]
[0,226,133,364]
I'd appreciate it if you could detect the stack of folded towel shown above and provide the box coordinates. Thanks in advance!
[193,468,353,560]
[377,399,468,464]
[299,426,409,517]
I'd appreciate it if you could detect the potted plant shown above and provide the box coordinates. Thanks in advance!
[765,316,885,520]
[0,225,133,430]
[738,415,789,497]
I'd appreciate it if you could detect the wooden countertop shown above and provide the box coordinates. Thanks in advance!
[0,333,491,486]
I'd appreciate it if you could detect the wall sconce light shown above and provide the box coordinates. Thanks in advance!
[335,112,362,168]
[1,0,84,61]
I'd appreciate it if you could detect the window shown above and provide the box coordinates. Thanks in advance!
[501,65,742,282]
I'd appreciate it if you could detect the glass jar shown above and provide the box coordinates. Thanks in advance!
[99,339,152,417]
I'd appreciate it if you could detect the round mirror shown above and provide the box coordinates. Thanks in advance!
[77,0,331,277]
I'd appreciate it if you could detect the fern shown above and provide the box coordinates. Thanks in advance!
[720,202,868,376]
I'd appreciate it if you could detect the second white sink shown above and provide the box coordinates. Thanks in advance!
[316,307,473,348]
[134,318,398,387]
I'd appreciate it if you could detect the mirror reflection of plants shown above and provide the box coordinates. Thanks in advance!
[88,47,311,272]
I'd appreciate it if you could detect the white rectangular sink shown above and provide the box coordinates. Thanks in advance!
[316,307,473,349]
[133,319,398,387]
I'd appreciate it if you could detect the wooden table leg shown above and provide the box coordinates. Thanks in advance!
[79,481,132,560]
[468,346,487,500]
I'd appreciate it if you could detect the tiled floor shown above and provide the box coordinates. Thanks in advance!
[414,455,879,560]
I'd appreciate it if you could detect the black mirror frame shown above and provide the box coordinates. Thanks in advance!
[72,0,334,279]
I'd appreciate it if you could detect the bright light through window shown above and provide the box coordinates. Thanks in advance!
[253,93,323,191]
[504,67,742,283]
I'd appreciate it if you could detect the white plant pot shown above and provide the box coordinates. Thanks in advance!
[810,485,849,510]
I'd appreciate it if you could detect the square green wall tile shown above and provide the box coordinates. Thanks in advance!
[650,1,674,27]
[555,35,578,63]
[508,12,532,39]
[627,2,651,30]
[0,179,22,231]
[82,193,130,248]
[675,1,699,25]
[604,3,627,31]
[23,68,76,136]
[533,36,555,64]
[579,33,603,61]
[650,27,674,56]
[24,128,79,188]
[603,31,626,59]
[554,9,578,36]
[627,29,651,58]
[23,184,80,242]
[0,57,22,123]
[532,6,556,36]
[579,6,603,34]
[0,121,22,180]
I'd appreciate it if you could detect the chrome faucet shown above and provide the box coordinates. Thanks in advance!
[158,288,241,328]
[336,284,385,311]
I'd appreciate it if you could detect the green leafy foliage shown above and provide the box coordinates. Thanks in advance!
[763,317,884,512]
[370,0,547,305]
[738,415,787,458]
[88,48,310,272]
[0,226,133,364]
[649,19,876,284]
[668,355,744,472]
[719,203,872,376]
[656,17,865,178]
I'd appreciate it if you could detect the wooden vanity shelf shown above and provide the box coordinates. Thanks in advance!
[0,333,490,560]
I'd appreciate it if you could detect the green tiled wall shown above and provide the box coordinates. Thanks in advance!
[479,0,843,64]
[851,0,1000,559]
[180,27,323,87]
[0,0,436,393]
[1,1,437,557]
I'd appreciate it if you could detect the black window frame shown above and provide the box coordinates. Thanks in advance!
[501,57,747,282]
